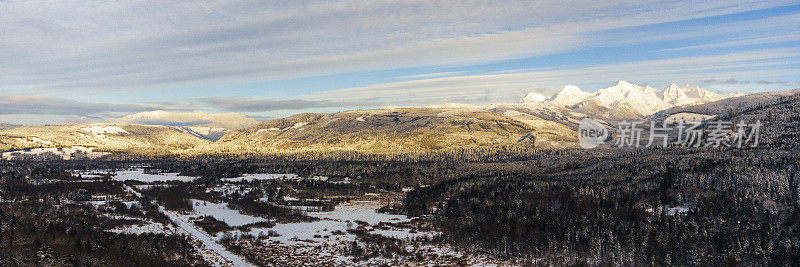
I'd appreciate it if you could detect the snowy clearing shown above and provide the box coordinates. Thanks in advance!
[190,200,267,227]
[108,221,174,235]
[307,201,410,225]
[122,184,253,267]
[112,169,197,182]
[161,206,254,267]
[80,125,128,141]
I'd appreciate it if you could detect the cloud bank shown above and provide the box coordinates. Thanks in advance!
[1,0,793,93]
[0,95,181,116]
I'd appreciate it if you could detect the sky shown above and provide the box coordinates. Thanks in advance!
[1,0,799,125]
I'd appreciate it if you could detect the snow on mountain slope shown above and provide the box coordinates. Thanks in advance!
[662,84,692,106]
[547,85,593,107]
[654,88,800,118]
[481,102,583,148]
[581,80,667,117]
[522,92,548,103]
[116,110,259,141]
[81,125,129,142]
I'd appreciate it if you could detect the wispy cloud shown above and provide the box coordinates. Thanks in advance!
[0,95,184,116]
[1,1,798,125]
[196,97,381,112]
[311,47,800,103]
[699,78,789,85]
[659,33,800,52]
[397,71,467,80]
[1,0,794,93]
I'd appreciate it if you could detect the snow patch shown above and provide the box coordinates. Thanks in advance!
[112,169,197,182]
[257,127,280,133]
[665,113,715,124]
[30,137,53,145]
[243,220,355,246]
[80,125,128,141]
[503,110,525,117]
[307,201,411,225]
[191,200,267,227]
[108,221,173,235]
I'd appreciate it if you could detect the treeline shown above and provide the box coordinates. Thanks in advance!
[403,148,800,265]
[0,202,206,266]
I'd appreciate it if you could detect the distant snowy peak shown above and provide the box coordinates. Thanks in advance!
[523,80,743,119]
[548,85,593,107]
[522,92,548,103]
[590,80,666,115]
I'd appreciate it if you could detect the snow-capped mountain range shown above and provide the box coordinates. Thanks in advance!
[524,80,743,119]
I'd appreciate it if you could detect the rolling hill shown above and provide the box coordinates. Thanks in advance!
[197,105,576,154]
[0,123,210,153]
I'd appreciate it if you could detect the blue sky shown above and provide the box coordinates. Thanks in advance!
[0,0,798,124]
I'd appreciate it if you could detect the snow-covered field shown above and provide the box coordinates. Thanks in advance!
[80,125,128,141]
[236,220,356,246]
[112,169,197,182]
[161,206,254,267]
[190,200,267,227]
[69,168,474,265]
[121,184,253,267]
[108,221,174,235]
[210,200,462,266]
[219,200,438,248]
[307,201,410,225]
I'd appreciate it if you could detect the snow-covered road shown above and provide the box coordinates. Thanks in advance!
[160,206,253,267]
[123,184,252,267]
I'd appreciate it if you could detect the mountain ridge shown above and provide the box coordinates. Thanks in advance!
[525,80,743,119]
[0,123,209,153]
[0,82,790,156]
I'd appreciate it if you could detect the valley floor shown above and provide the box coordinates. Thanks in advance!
[2,144,799,266]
